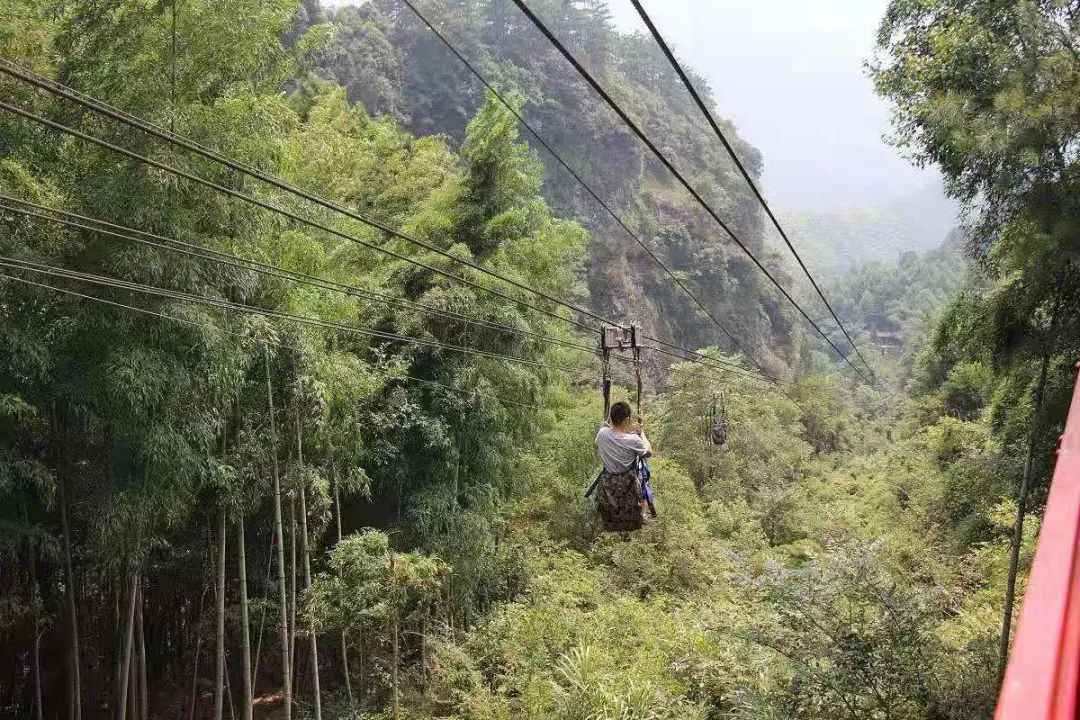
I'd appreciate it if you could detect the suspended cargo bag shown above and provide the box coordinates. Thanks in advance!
[596,469,644,532]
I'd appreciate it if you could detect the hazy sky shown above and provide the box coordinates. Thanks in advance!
[325,0,940,212]
[606,0,936,212]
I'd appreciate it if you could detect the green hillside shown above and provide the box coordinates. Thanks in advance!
[1,2,1078,720]
[781,184,959,277]
[305,0,819,374]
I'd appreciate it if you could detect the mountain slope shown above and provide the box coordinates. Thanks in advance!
[305,0,814,373]
[780,183,959,276]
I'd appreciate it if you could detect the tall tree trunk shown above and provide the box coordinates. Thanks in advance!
[296,412,322,720]
[289,494,298,688]
[128,647,138,720]
[233,396,253,720]
[117,575,138,720]
[187,607,204,720]
[333,468,355,709]
[237,519,253,720]
[58,472,82,720]
[264,348,292,720]
[251,533,274,690]
[215,509,227,720]
[33,624,44,720]
[390,553,399,720]
[28,516,43,720]
[999,285,1065,676]
[136,583,148,720]
[224,655,236,720]
[188,580,210,720]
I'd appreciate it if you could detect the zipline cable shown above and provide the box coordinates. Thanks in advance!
[0,60,610,333]
[0,66,781,385]
[0,60,778,386]
[0,256,762,390]
[643,334,775,381]
[398,0,776,381]
[626,0,878,383]
[0,95,600,337]
[0,198,768,384]
[506,0,874,386]
[0,197,613,360]
[0,270,545,411]
[644,343,775,385]
[0,256,593,375]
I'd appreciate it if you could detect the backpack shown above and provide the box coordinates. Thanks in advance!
[595,469,644,532]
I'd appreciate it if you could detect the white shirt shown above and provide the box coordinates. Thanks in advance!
[595,425,651,474]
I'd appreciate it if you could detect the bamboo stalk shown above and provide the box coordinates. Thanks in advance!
[296,411,322,720]
[136,582,148,720]
[999,280,1066,676]
[58,468,82,720]
[117,575,139,720]
[289,493,298,687]
[215,509,227,720]
[29,517,43,720]
[188,585,207,720]
[391,553,399,720]
[251,533,274,690]
[333,467,355,708]
[264,348,292,720]
[237,518,253,720]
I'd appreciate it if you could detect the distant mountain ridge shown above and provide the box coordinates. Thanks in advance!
[779,183,960,277]
[306,0,813,372]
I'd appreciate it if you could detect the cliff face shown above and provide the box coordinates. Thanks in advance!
[307,0,806,374]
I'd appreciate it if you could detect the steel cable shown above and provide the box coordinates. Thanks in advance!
[627,0,879,384]
[507,0,875,386]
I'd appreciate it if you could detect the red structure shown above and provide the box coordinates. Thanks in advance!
[995,365,1080,719]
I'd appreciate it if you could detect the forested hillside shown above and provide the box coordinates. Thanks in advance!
[781,184,959,276]
[0,1,1078,720]
[828,231,969,374]
[303,0,815,374]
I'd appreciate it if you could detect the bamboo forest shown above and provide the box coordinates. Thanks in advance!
[1,0,1078,718]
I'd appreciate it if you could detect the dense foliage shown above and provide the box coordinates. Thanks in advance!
[826,232,970,376]
[779,183,958,277]
[305,0,823,375]
[0,1,1074,719]
[873,0,1080,597]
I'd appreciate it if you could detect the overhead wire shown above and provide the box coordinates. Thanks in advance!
[0,196,613,360]
[0,266,761,413]
[0,60,609,333]
[626,0,879,384]
[0,256,592,375]
[0,63,781,387]
[506,0,875,386]
[0,94,599,338]
[0,59,777,386]
[398,0,777,382]
[0,269,545,411]
[0,196,767,385]
[644,343,776,385]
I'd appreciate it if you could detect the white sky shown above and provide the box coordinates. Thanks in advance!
[326,0,939,212]
[606,0,935,212]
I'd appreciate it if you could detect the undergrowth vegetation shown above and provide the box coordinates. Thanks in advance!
[1,1,1076,719]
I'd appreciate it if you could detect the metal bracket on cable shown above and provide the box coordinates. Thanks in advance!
[600,324,638,421]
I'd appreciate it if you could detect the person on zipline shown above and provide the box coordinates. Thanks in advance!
[594,400,653,531]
